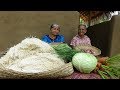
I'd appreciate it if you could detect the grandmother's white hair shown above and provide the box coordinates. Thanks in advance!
[79,24,87,29]
[50,23,60,29]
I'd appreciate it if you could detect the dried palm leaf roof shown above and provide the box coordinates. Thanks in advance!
[78,11,114,22]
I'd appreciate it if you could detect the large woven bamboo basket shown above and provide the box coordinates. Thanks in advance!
[73,44,101,56]
[0,62,74,79]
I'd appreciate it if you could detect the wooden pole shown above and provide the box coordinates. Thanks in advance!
[88,11,91,27]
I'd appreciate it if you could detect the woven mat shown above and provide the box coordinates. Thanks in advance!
[60,71,101,79]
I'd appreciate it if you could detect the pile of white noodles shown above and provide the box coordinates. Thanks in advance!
[0,37,65,73]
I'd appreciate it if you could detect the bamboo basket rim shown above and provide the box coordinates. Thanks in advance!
[0,62,74,79]
[74,44,101,56]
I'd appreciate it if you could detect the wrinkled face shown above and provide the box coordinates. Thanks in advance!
[78,25,87,36]
[51,26,60,35]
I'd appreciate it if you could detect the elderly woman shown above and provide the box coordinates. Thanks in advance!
[41,24,65,43]
[70,24,94,54]
[70,24,91,46]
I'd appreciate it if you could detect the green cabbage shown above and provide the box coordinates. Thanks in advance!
[72,53,97,73]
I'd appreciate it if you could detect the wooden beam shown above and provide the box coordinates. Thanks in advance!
[88,11,91,27]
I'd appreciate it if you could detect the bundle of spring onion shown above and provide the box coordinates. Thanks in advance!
[51,44,83,62]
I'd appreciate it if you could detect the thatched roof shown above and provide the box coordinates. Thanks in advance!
[78,11,113,22]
